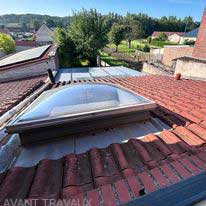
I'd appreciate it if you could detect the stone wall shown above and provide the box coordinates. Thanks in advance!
[142,62,172,75]
[175,56,206,80]
[162,46,194,66]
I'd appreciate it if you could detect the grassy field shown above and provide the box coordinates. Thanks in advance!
[108,40,147,53]
[107,39,178,54]
[100,52,129,67]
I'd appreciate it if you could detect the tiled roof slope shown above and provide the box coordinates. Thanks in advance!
[152,31,184,37]
[1,75,206,205]
[0,75,47,116]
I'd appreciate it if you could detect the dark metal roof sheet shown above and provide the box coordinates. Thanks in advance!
[183,28,199,38]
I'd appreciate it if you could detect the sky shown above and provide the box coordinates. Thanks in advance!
[0,0,205,21]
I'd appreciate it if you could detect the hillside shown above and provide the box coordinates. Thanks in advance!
[0,14,71,30]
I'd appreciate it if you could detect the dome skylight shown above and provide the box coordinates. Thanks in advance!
[7,83,156,145]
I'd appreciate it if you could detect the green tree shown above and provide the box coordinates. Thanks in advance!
[0,33,15,54]
[21,22,28,32]
[109,23,125,52]
[53,28,78,67]
[147,36,152,44]
[156,32,168,41]
[46,18,55,28]
[32,20,41,31]
[69,9,108,65]
[124,19,143,48]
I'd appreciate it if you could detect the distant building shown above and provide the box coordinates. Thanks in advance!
[0,27,10,35]
[35,24,54,45]
[151,31,184,43]
[15,41,38,52]
[0,44,59,82]
[173,8,206,80]
[180,28,198,44]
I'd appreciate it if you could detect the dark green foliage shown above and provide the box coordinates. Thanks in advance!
[155,32,168,41]
[141,44,150,52]
[53,28,78,67]
[32,20,41,30]
[123,18,144,48]
[136,44,150,52]
[147,36,152,44]
[0,14,70,31]
[0,12,199,38]
[69,9,108,66]
[183,39,195,45]
[109,23,125,52]
[150,40,177,47]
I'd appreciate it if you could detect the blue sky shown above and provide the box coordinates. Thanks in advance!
[0,0,204,21]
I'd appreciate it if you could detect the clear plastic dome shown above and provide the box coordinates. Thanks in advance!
[18,83,151,122]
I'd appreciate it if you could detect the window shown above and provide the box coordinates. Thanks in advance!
[7,83,156,145]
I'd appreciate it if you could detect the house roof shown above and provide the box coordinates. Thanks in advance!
[15,41,38,47]
[0,44,56,72]
[0,75,206,205]
[0,28,10,35]
[183,28,199,38]
[152,31,184,37]
[0,75,47,117]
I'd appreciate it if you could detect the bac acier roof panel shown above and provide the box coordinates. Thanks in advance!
[71,68,92,80]
[0,45,50,68]
[102,67,129,76]
[89,67,110,77]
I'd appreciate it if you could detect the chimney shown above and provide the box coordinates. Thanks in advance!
[193,8,206,59]
[47,69,55,84]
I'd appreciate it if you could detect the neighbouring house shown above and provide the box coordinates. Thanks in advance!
[162,45,194,66]
[0,44,59,82]
[152,31,184,43]
[15,41,38,52]
[180,28,199,44]
[6,24,24,39]
[174,8,206,79]
[35,24,54,45]
[0,27,10,35]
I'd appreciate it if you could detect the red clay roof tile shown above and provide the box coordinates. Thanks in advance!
[0,75,47,116]
[1,75,206,204]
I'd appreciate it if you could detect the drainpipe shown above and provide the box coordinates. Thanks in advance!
[0,82,50,127]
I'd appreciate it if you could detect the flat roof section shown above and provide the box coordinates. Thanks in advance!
[55,66,144,82]
[14,117,170,167]
[0,45,50,68]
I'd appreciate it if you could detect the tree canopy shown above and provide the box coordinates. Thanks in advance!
[123,17,143,48]
[108,23,125,52]
[0,33,15,54]
[69,9,108,65]
[0,12,199,36]
[53,28,78,67]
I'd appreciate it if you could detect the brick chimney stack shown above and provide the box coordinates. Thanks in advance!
[192,8,206,59]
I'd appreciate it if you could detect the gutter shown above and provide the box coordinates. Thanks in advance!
[0,81,50,128]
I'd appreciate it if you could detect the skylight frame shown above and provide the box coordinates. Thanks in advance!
[6,82,156,144]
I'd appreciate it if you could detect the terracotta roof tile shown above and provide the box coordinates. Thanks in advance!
[0,75,47,116]
[1,75,206,204]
